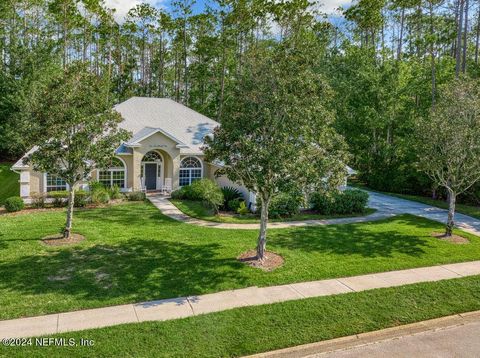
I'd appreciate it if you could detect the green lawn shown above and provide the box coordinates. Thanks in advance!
[1,201,480,321]
[170,199,376,223]
[0,162,19,205]
[3,275,480,357]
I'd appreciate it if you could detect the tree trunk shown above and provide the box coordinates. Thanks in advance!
[429,0,437,105]
[64,187,75,239]
[462,0,469,73]
[475,4,480,64]
[455,0,465,77]
[397,7,405,60]
[446,189,456,237]
[256,196,269,261]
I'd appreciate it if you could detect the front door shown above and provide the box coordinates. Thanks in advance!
[144,163,157,190]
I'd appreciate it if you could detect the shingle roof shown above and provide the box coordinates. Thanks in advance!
[115,97,219,154]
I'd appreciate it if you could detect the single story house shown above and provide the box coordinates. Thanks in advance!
[12,97,250,203]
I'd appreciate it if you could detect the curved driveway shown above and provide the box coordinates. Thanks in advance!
[148,191,480,235]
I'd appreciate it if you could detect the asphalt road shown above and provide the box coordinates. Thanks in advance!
[316,320,480,358]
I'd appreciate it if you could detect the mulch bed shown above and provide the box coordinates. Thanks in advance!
[432,232,470,244]
[0,207,65,216]
[41,233,86,246]
[238,249,284,271]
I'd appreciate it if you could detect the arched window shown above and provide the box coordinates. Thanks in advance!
[142,151,163,163]
[179,156,202,186]
[98,157,126,188]
[141,151,163,178]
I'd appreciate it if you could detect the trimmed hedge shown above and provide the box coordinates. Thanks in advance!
[48,190,69,207]
[310,189,369,215]
[4,196,24,212]
[256,191,303,218]
[269,191,303,218]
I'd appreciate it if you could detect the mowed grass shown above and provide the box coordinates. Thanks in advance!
[3,275,480,357]
[1,201,480,320]
[0,162,19,205]
[170,199,376,223]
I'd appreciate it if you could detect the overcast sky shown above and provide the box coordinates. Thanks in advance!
[104,0,351,22]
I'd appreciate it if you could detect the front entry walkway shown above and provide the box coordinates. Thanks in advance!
[2,260,480,339]
[147,191,480,235]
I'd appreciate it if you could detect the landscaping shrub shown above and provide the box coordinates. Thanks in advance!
[91,188,110,204]
[221,186,243,210]
[89,180,105,192]
[191,179,224,213]
[310,189,369,215]
[127,191,146,201]
[256,190,303,218]
[30,192,46,208]
[74,190,88,207]
[309,192,332,214]
[109,185,124,200]
[170,186,188,200]
[268,191,303,218]
[48,191,69,207]
[227,198,243,212]
[172,180,224,213]
[4,196,24,212]
[338,189,369,213]
[237,201,250,215]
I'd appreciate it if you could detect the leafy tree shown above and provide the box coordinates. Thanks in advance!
[204,38,348,260]
[416,77,480,236]
[25,65,130,238]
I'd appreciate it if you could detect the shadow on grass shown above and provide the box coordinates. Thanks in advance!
[0,239,248,302]
[271,216,435,258]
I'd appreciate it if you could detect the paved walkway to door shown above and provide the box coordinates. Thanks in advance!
[1,260,480,339]
[147,191,480,235]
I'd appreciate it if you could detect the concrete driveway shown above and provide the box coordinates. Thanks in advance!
[150,190,480,235]
[367,191,480,236]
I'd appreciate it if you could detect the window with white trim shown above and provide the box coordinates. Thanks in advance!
[179,157,202,186]
[46,174,67,192]
[98,158,126,188]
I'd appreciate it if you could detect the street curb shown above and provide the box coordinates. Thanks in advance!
[244,310,480,358]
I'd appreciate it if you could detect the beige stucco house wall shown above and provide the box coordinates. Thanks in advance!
[12,97,254,206]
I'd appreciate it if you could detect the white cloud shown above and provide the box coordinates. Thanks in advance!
[104,0,166,21]
[316,0,352,15]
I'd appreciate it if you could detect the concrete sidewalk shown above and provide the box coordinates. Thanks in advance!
[1,260,480,339]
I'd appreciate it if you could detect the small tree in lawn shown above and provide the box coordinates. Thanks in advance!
[26,64,130,239]
[416,77,480,237]
[204,40,348,261]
